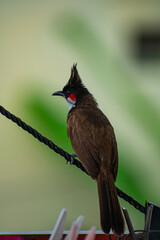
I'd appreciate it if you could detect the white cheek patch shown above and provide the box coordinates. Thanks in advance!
[66,97,76,110]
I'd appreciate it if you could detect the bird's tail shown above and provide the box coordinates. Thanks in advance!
[97,169,124,235]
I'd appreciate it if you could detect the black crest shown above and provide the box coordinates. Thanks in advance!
[68,63,82,88]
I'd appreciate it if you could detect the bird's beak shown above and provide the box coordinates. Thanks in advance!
[52,91,64,97]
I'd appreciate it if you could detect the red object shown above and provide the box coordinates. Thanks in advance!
[0,236,24,240]
[0,233,127,240]
[69,93,76,101]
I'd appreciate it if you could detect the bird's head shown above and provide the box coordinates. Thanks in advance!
[52,64,89,110]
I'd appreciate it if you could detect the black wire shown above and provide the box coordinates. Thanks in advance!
[0,105,146,214]
[117,188,145,214]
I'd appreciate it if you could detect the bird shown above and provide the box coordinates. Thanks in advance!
[52,64,124,235]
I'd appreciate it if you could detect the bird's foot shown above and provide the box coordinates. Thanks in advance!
[67,153,77,165]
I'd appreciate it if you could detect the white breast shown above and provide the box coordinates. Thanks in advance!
[66,97,76,110]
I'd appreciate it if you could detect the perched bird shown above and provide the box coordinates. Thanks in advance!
[52,64,124,235]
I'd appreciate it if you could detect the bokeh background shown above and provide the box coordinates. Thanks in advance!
[0,0,160,232]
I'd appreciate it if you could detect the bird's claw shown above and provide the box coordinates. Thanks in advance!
[69,153,77,165]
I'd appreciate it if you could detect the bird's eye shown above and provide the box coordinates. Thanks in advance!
[66,90,71,97]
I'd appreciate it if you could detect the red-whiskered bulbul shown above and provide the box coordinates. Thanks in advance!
[52,64,124,235]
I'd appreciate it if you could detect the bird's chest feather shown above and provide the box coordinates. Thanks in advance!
[67,110,101,178]
[67,108,109,142]
[67,108,118,180]
[67,109,88,142]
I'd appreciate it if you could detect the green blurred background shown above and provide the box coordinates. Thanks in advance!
[0,0,160,232]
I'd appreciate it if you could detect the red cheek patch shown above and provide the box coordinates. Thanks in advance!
[69,93,76,101]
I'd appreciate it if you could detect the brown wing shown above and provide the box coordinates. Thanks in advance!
[67,108,118,180]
